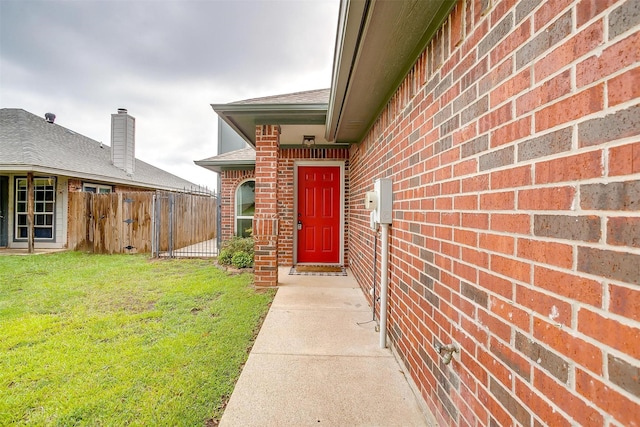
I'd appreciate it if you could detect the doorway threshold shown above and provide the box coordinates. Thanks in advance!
[289,265,347,276]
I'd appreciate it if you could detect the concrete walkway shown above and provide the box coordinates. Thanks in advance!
[0,248,66,256]
[159,238,217,258]
[220,267,433,427]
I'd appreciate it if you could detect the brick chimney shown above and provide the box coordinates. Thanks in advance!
[110,108,135,175]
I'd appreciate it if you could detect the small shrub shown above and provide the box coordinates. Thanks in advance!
[222,237,254,256]
[218,249,233,266]
[231,251,253,269]
[218,236,254,268]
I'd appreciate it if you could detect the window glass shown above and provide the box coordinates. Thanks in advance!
[82,183,112,193]
[236,181,255,216]
[235,180,255,237]
[15,177,55,240]
[237,218,253,238]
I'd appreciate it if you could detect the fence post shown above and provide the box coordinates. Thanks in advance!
[151,193,157,257]
[168,193,174,258]
[85,193,92,252]
[216,193,222,254]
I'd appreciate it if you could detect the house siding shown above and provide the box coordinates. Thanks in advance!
[347,0,640,425]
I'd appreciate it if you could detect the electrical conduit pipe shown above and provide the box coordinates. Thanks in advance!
[379,222,390,348]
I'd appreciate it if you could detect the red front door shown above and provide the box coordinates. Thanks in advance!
[297,165,341,264]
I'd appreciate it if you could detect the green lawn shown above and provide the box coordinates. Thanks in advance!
[0,252,274,426]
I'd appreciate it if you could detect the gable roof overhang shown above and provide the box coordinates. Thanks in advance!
[326,0,456,143]
[194,159,256,174]
[194,147,256,173]
[211,92,329,148]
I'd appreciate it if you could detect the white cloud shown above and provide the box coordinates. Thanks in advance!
[0,0,340,187]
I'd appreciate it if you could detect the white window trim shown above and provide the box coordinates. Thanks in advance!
[235,179,255,237]
[82,183,113,193]
[14,176,56,241]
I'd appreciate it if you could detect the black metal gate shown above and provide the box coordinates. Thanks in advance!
[151,190,219,258]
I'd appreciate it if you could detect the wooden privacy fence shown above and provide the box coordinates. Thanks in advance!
[68,191,218,255]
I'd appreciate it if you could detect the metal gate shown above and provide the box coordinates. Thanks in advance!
[151,190,219,258]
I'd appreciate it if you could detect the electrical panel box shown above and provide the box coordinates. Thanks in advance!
[373,178,393,224]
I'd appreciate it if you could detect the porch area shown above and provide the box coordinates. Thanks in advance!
[219,267,433,426]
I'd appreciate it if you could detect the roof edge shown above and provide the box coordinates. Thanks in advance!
[327,0,456,143]
[326,0,370,142]
[194,159,256,174]
[0,165,203,192]
[211,102,329,147]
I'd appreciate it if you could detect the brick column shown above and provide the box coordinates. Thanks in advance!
[253,125,280,287]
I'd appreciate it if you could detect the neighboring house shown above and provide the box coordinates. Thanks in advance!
[198,0,639,425]
[0,108,200,250]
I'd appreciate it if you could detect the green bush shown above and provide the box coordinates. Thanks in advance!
[218,249,234,266]
[218,236,254,267]
[231,251,253,269]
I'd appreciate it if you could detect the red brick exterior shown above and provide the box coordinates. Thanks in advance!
[221,148,349,272]
[237,0,639,420]
[346,0,640,425]
[67,178,154,194]
[68,179,83,192]
[253,125,280,287]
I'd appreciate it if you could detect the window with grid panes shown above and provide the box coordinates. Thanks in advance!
[15,177,55,240]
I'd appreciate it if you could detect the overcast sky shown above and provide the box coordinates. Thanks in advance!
[0,0,339,188]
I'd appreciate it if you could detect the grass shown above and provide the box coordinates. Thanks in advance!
[0,252,274,426]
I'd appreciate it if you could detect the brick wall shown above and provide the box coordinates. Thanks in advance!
[348,0,640,425]
[68,179,83,192]
[68,178,149,194]
[219,147,349,269]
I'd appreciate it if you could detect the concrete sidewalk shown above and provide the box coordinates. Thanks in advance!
[219,267,434,427]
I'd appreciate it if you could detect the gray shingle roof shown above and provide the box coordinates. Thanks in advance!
[0,108,201,192]
[194,147,255,173]
[230,88,330,105]
[196,147,256,163]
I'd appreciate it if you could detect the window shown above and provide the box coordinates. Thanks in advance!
[15,177,55,240]
[83,183,112,193]
[235,180,255,237]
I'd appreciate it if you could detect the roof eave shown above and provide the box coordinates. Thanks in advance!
[211,103,328,148]
[194,159,256,174]
[0,164,194,192]
[326,0,456,144]
[326,0,370,143]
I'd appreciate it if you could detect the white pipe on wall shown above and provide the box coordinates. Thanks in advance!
[379,223,390,348]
